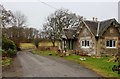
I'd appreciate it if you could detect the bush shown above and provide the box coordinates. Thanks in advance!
[2,35,17,57]
[2,36,16,51]
[7,48,17,57]
[2,49,7,57]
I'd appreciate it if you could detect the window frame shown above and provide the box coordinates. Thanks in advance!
[106,40,116,48]
[81,40,90,48]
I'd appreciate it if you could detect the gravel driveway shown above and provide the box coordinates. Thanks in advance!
[3,50,100,77]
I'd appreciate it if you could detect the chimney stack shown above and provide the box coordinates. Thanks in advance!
[93,17,98,21]
[95,18,98,21]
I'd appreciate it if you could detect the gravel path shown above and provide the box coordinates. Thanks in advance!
[3,50,100,77]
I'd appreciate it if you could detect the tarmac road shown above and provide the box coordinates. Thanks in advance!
[3,50,100,77]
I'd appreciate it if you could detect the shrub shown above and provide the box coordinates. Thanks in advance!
[7,48,17,57]
[2,35,17,57]
[2,49,7,57]
[2,36,16,51]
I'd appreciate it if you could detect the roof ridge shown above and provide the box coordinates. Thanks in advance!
[100,18,115,22]
[84,18,116,23]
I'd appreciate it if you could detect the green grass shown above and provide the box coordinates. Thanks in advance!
[2,57,12,67]
[64,55,118,77]
[32,50,119,77]
[32,50,58,56]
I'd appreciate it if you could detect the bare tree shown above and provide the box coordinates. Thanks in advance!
[43,8,83,46]
[11,11,27,27]
[1,5,40,49]
[0,4,13,28]
[24,27,37,40]
[1,11,28,48]
[10,11,27,48]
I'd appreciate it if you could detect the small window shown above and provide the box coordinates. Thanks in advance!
[106,40,116,48]
[81,40,90,48]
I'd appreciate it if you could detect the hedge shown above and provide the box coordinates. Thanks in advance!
[2,35,17,57]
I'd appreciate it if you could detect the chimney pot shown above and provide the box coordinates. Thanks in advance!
[93,17,95,21]
[95,18,98,21]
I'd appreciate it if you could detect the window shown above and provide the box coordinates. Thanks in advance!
[106,40,116,48]
[81,40,90,48]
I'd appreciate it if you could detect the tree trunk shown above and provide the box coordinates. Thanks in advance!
[52,41,55,47]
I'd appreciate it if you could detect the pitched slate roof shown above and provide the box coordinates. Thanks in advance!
[84,20,98,36]
[62,18,120,39]
[84,18,120,37]
[98,18,120,36]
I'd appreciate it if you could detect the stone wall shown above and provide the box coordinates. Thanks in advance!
[77,25,96,55]
[99,25,119,55]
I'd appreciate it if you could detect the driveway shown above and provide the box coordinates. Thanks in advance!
[3,50,100,77]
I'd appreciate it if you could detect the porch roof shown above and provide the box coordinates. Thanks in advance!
[63,27,77,39]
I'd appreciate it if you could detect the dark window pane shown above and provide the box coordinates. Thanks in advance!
[106,40,109,46]
[82,40,90,47]
[85,40,87,46]
[110,40,112,47]
[87,41,89,46]
[82,41,84,46]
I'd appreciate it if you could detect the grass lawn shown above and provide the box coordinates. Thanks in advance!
[64,55,118,77]
[32,50,118,77]
[32,50,58,57]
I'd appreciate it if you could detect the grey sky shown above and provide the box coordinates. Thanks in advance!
[2,2,118,29]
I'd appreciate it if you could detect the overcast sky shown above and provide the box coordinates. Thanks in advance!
[1,1,119,29]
